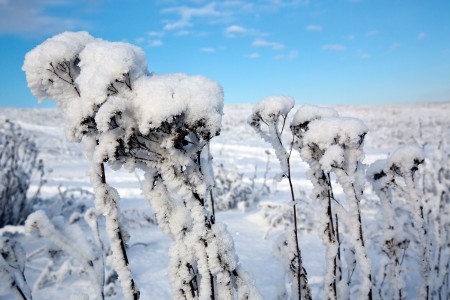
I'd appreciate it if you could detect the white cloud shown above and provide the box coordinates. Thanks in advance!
[357,52,370,59]
[162,3,224,30]
[366,30,378,36]
[148,31,165,37]
[200,47,215,52]
[224,24,264,38]
[417,32,426,40]
[0,0,90,36]
[135,37,145,43]
[306,24,322,31]
[174,30,190,36]
[321,44,346,51]
[222,1,254,12]
[149,39,163,47]
[274,50,298,60]
[287,50,298,59]
[389,42,400,51]
[225,25,247,37]
[252,38,284,50]
[261,0,309,12]
[245,52,260,59]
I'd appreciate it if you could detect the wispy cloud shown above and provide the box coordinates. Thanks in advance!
[162,3,224,30]
[225,25,247,37]
[200,47,215,52]
[174,30,190,36]
[0,0,91,36]
[222,1,254,12]
[417,32,426,40]
[245,52,260,59]
[252,38,284,50]
[148,31,165,37]
[306,24,322,31]
[288,50,298,59]
[274,50,298,60]
[357,52,370,59]
[389,42,400,51]
[149,39,163,47]
[224,24,263,38]
[366,30,378,36]
[321,44,346,51]
[260,0,310,12]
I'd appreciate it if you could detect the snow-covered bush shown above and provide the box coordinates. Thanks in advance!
[368,142,450,299]
[25,210,105,299]
[249,96,311,300]
[212,154,271,211]
[259,189,314,238]
[23,31,260,299]
[0,119,45,227]
[291,104,373,299]
[423,141,450,299]
[0,237,31,299]
[366,159,411,299]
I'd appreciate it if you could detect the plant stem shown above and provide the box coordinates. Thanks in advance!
[100,163,139,300]
[287,155,303,300]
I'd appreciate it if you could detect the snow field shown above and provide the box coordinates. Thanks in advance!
[0,102,449,299]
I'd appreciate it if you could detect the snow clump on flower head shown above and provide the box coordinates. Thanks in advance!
[22,31,94,104]
[302,117,368,151]
[133,73,223,140]
[76,39,148,109]
[387,144,424,177]
[290,105,339,136]
[249,95,294,127]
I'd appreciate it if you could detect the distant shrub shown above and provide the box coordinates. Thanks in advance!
[212,154,271,211]
[0,119,45,227]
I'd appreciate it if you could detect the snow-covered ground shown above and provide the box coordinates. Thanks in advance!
[0,102,449,299]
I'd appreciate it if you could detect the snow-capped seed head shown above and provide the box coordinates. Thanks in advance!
[366,159,388,182]
[302,117,368,151]
[24,210,53,236]
[76,39,148,113]
[366,159,394,192]
[133,74,223,139]
[290,105,339,136]
[249,96,295,126]
[22,31,94,104]
[319,144,344,173]
[387,144,424,177]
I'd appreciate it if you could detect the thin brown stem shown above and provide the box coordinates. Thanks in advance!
[287,155,303,300]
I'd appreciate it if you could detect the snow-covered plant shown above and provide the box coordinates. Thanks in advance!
[367,145,437,299]
[424,141,450,299]
[25,210,105,299]
[0,119,45,227]
[22,31,138,299]
[23,31,260,299]
[386,145,431,299]
[366,159,410,299]
[259,189,314,238]
[212,153,271,211]
[0,237,32,299]
[249,96,311,300]
[291,105,373,299]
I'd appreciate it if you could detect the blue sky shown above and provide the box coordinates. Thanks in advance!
[1,0,449,107]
